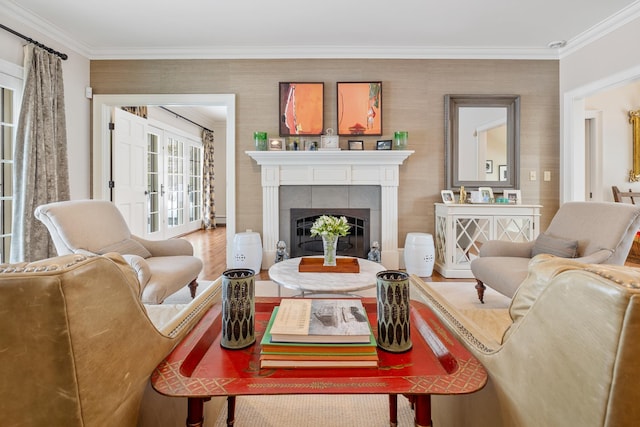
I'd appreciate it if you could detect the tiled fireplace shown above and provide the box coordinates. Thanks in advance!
[246,150,413,269]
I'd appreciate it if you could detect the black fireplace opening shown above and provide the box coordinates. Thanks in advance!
[289,208,370,259]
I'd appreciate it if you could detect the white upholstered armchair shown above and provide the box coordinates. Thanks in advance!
[35,199,203,304]
[471,201,640,302]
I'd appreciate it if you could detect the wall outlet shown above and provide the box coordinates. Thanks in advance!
[544,171,551,181]
[529,171,537,181]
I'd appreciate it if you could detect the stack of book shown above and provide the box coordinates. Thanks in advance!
[260,298,379,368]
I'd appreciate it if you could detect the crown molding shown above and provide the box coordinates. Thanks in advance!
[1,1,93,58]
[86,45,559,60]
[559,1,640,58]
[3,0,637,61]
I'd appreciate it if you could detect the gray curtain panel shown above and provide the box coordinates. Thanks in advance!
[202,129,216,229]
[10,45,70,262]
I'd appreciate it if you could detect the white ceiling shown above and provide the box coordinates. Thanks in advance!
[1,0,639,60]
[3,0,638,125]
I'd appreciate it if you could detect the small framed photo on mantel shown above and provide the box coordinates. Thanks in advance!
[268,138,284,151]
[376,139,392,150]
[348,140,364,150]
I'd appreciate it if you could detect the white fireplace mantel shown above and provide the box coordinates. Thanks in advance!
[246,150,414,269]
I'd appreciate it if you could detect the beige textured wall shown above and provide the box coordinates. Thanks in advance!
[90,59,559,239]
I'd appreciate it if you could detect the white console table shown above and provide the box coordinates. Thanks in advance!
[434,203,542,278]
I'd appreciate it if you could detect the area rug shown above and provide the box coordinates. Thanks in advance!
[212,394,415,427]
[162,280,215,304]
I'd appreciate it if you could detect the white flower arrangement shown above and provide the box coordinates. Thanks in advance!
[309,215,351,237]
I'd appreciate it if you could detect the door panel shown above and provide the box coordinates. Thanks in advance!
[113,108,147,236]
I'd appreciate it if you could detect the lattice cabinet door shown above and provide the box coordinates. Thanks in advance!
[453,216,491,264]
[434,203,541,278]
[494,216,535,242]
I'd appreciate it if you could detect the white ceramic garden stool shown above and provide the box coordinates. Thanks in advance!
[232,231,263,274]
[404,232,435,277]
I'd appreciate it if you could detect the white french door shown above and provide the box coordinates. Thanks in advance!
[112,108,148,236]
[112,110,203,239]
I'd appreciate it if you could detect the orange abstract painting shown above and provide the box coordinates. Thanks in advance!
[337,82,382,136]
[279,82,324,136]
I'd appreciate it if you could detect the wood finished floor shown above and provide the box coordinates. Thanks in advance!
[181,226,468,283]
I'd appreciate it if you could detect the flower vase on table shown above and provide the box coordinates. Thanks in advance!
[321,234,338,266]
[310,215,351,267]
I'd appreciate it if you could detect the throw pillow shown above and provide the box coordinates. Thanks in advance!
[531,233,578,258]
[97,238,152,259]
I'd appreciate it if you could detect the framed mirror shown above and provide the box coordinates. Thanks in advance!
[445,94,520,191]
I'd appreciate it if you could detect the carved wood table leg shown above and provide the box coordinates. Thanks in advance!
[188,279,198,299]
[412,394,432,427]
[475,279,486,304]
[388,394,398,427]
[226,395,236,427]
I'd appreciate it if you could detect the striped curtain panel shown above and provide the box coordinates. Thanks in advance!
[202,129,216,229]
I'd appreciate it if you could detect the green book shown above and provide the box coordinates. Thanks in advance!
[260,307,377,355]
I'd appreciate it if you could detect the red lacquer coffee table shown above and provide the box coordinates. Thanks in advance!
[152,297,487,427]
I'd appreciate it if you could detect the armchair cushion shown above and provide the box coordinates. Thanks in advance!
[531,233,578,258]
[504,254,583,341]
[121,254,152,293]
[97,238,152,259]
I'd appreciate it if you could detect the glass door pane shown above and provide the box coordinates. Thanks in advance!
[0,86,15,263]
[166,136,185,228]
[189,145,202,222]
[147,132,161,234]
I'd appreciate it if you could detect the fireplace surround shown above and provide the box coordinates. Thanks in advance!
[246,150,413,269]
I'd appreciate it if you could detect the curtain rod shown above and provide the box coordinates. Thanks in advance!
[159,106,213,133]
[0,23,68,60]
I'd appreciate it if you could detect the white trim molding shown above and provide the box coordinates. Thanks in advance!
[246,150,414,269]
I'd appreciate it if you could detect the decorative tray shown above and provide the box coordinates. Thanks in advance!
[298,257,360,273]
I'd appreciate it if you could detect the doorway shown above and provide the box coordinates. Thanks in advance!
[562,64,640,203]
[92,94,236,266]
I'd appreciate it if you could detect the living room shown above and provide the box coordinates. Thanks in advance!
[2,2,640,427]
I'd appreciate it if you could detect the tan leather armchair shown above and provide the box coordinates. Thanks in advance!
[35,199,203,304]
[0,253,224,427]
[471,201,640,302]
[411,255,640,427]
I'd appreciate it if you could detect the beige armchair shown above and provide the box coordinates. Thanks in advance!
[411,255,640,427]
[0,253,224,427]
[471,201,640,302]
[35,199,203,304]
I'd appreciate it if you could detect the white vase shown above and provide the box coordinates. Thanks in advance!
[322,235,338,266]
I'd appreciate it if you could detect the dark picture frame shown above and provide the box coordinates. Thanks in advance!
[337,82,382,136]
[348,140,364,150]
[376,139,392,150]
[485,160,493,174]
[279,82,324,136]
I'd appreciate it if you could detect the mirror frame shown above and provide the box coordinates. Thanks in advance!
[445,94,520,191]
[630,109,640,182]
